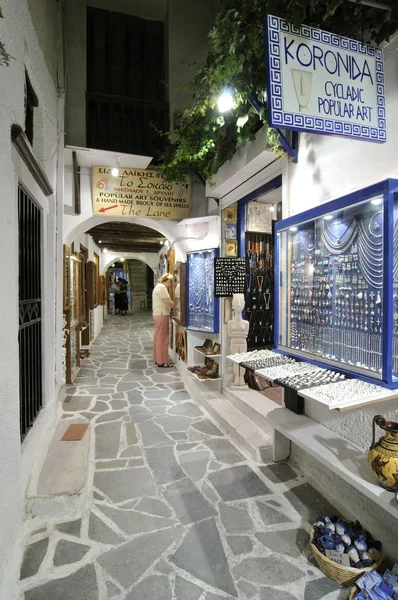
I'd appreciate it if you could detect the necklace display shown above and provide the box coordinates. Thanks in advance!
[245,232,274,349]
[288,209,384,374]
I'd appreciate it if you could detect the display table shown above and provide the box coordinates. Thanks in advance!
[226,350,398,411]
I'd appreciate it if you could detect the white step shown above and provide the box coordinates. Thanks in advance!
[187,379,273,463]
[226,387,278,437]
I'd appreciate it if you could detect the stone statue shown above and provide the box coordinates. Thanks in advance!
[227,293,249,387]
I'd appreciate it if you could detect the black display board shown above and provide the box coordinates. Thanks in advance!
[215,258,245,297]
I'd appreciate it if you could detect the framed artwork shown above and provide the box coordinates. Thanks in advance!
[204,339,213,349]
[225,241,238,257]
[215,257,245,296]
[173,261,187,326]
[224,297,232,324]
[212,343,221,354]
[176,326,187,363]
[169,318,174,350]
[225,223,237,240]
[246,202,273,234]
[224,206,237,223]
[63,245,70,311]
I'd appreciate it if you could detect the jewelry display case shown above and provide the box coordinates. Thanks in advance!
[275,178,398,389]
[187,249,219,333]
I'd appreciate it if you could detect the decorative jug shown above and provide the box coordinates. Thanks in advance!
[368,415,398,491]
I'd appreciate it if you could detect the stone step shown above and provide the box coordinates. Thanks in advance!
[187,380,273,463]
[226,387,278,437]
[26,419,90,518]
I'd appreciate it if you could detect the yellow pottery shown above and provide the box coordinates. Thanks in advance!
[368,415,398,492]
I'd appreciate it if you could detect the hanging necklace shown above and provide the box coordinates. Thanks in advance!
[358,221,382,247]
[324,219,357,245]
[368,211,383,239]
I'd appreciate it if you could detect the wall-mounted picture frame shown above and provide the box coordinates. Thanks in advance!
[225,223,237,240]
[225,241,238,257]
[246,202,273,234]
[224,206,237,223]
[63,245,71,311]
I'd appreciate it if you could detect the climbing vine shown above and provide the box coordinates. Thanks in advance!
[158,0,398,182]
[0,7,13,67]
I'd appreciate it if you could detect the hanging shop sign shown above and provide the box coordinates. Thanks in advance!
[265,15,386,143]
[92,166,190,219]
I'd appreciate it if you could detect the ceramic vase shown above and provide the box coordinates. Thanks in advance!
[368,415,398,492]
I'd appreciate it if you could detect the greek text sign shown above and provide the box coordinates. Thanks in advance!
[265,15,386,142]
[92,167,190,219]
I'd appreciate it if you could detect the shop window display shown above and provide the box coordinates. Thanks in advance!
[275,179,398,387]
[187,249,219,333]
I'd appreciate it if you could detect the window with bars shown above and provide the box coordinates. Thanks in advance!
[86,7,168,158]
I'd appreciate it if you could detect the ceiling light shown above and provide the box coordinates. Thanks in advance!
[371,198,382,206]
[217,89,235,113]
[324,214,333,220]
[289,226,298,232]
[120,257,125,262]
[98,240,102,243]
[111,167,119,177]
[103,248,108,253]
[269,206,275,212]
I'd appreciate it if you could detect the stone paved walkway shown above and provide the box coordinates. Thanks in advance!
[18,313,345,600]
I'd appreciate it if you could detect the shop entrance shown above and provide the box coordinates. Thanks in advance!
[237,176,282,351]
[18,186,42,441]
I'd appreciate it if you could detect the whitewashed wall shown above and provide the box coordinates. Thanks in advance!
[0,0,62,597]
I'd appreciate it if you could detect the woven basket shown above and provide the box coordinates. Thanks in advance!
[310,528,383,586]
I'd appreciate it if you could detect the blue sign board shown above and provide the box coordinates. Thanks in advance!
[265,15,386,143]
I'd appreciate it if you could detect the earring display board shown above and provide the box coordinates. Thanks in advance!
[245,232,274,349]
[173,261,187,326]
[215,258,245,297]
[276,178,398,389]
[187,249,219,333]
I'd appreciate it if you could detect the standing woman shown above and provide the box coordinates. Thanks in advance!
[152,273,174,367]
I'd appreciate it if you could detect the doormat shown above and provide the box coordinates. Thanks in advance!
[61,424,89,441]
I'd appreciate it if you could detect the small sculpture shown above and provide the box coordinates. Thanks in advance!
[227,294,249,387]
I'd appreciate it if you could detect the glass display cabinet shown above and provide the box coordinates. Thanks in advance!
[275,179,398,389]
[187,249,219,333]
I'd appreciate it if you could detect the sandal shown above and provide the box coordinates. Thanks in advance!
[156,362,174,368]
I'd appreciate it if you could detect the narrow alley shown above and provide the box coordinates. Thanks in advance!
[19,313,342,600]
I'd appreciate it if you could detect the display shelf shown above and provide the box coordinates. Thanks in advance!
[188,370,221,383]
[299,383,398,411]
[275,178,398,389]
[194,348,222,358]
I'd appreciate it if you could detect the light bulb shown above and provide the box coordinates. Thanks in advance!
[269,206,275,212]
[289,226,298,232]
[217,89,234,113]
[111,167,119,177]
[120,257,125,262]
[371,198,382,206]
[324,214,333,220]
